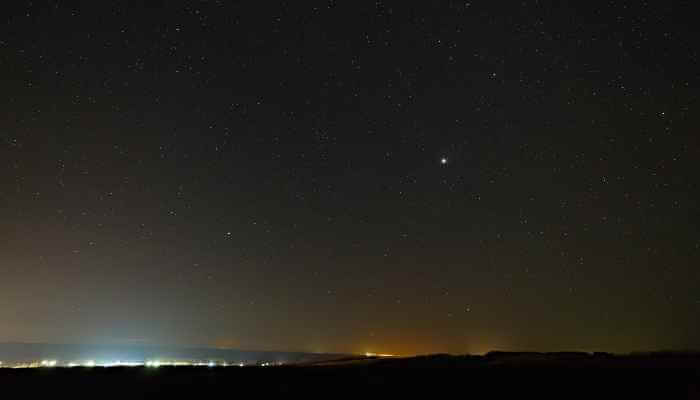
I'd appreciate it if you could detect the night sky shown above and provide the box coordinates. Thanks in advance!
[2,1,699,356]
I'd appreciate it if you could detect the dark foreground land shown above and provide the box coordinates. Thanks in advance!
[1,352,698,398]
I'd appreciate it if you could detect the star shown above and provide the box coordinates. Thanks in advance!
[440,157,448,165]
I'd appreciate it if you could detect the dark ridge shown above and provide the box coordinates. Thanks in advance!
[1,352,698,397]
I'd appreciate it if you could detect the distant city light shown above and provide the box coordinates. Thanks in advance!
[364,352,395,358]
[0,358,264,369]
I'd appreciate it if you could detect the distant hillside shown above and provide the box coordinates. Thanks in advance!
[353,351,700,368]
[2,350,697,397]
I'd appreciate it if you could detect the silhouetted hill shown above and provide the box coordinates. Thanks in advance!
[1,351,698,397]
[361,351,700,369]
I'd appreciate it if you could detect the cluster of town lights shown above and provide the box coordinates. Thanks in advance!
[0,354,395,369]
[0,360,257,368]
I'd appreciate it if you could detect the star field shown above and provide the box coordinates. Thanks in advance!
[1,1,699,355]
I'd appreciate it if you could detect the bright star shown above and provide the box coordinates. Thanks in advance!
[440,157,448,165]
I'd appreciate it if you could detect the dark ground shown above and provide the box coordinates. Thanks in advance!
[1,353,698,398]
